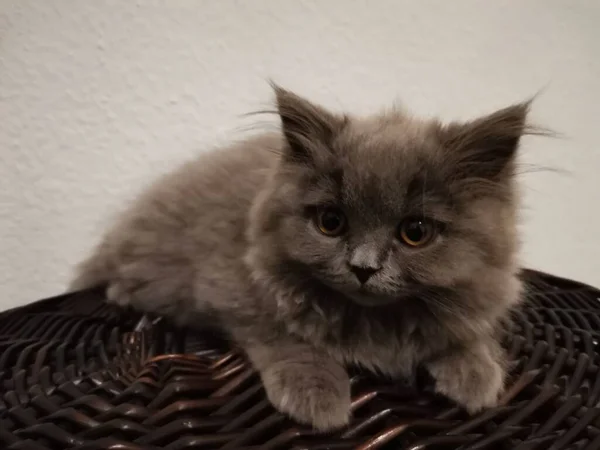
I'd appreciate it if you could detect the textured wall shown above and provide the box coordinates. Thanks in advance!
[1,1,599,309]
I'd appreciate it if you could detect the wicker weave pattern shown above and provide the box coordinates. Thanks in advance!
[1,270,600,449]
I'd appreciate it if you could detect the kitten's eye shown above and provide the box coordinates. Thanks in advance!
[315,207,347,237]
[397,218,437,247]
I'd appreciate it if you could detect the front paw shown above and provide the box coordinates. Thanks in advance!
[428,346,505,413]
[260,360,351,432]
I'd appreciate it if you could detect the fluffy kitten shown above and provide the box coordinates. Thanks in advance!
[71,84,530,431]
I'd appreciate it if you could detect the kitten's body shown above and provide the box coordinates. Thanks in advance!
[73,135,277,322]
[72,86,529,431]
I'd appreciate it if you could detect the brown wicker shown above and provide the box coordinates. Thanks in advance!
[1,269,600,449]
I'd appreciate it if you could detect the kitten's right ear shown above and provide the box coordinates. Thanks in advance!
[272,83,345,164]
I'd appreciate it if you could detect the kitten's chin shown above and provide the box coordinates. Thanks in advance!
[345,291,400,307]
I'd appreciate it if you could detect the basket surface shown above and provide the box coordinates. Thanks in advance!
[1,269,600,450]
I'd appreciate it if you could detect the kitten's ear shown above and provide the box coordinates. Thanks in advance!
[441,101,532,180]
[272,83,345,164]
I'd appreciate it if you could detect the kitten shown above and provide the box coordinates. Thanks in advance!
[71,84,531,431]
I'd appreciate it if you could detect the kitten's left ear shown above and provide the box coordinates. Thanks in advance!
[272,83,346,165]
[441,101,533,180]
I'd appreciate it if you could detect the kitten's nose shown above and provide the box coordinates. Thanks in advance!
[350,265,380,284]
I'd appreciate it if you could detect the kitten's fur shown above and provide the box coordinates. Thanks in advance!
[71,85,530,431]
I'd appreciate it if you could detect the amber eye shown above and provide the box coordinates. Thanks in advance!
[315,207,347,236]
[398,218,436,247]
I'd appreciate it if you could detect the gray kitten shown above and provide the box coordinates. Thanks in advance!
[71,85,531,431]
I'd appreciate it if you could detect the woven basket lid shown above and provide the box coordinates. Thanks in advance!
[1,269,599,449]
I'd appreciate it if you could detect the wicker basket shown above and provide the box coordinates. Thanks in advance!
[1,269,599,449]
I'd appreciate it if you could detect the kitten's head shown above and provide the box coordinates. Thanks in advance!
[248,85,533,309]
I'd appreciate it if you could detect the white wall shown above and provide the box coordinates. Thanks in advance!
[1,1,599,309]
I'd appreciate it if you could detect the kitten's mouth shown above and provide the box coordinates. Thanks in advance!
[317,274,405,307]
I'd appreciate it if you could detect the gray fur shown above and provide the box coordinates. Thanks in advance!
[71,85,530,431]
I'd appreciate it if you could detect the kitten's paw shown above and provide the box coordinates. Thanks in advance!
[428,347,505,414]
[106,279,136,307]
[103,260,193,321]
[261,361,351,431]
